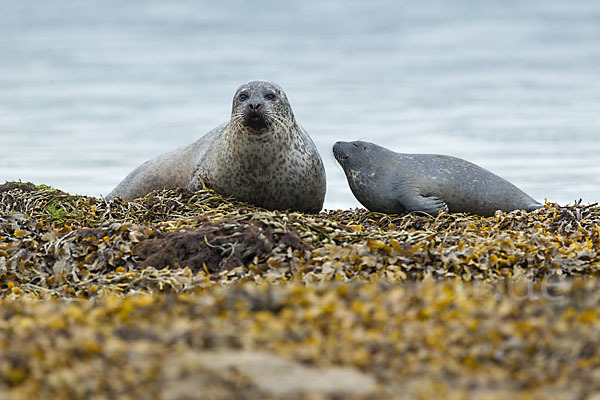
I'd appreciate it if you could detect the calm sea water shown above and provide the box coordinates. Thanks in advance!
[1,0,599,209]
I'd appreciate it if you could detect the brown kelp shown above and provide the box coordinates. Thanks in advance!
[1,182,600,399]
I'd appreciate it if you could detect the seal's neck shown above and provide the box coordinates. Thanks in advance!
[223,123,298,157]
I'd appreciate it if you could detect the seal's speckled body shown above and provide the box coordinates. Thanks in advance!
[333,140,542,217]
[108,81,326,213]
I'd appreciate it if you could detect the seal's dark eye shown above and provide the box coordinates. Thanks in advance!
[265,93,276,101]
[239,93,249,101]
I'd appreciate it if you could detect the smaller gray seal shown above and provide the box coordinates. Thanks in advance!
[333,140,542,217]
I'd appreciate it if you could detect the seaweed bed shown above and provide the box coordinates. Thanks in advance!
[1,181,600,399]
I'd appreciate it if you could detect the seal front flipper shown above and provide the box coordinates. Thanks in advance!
[396,189,449,216]
[187,171,205,192]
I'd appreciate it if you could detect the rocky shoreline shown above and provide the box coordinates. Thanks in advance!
[1,182,599,399]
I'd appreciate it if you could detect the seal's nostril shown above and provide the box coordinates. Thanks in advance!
[249,103,262,111]
[333,146,349,162]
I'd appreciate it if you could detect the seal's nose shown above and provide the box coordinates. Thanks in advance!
[333,142,350,162]
[248,102,262,111]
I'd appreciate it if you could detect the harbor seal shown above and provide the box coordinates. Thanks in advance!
[108,81,326,213]
[333,141,542,217]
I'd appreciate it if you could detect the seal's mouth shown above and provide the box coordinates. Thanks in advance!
[333,142,350,164]
[243,110,269,131]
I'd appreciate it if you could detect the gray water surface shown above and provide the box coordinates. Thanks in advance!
[1,0,599,209]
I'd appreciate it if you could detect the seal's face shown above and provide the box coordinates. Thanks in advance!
[333,140,381,196]
[231,80,294,134]
[333,140,396,211]
[333,141,380,175]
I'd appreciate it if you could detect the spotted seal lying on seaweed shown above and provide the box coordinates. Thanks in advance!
[333,140,542,217]
[107,81,326,213]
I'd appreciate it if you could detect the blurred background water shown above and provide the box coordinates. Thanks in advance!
[1,0,599,210]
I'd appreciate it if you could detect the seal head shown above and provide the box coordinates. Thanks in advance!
[234,82,278,132]
[334,141,410,213]
[229,81,294,134]
[334,140,542,217]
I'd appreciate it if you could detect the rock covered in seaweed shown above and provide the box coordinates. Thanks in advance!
[1,182,599,297]
[1,182,600,399]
